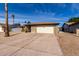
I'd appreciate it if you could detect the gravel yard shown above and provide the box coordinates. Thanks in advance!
[58,32,79,56]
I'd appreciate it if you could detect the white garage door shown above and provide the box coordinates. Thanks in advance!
[37,27,54,33]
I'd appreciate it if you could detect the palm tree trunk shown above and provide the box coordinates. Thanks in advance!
[5,3,9,37]
[12,14,14,25]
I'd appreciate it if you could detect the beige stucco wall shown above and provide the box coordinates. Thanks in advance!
[31,26,37,33]
[0,26,4,32]
[76,29,79,36]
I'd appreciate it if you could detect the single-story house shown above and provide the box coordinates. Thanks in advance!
[0,23,21,32]
[0,23,5,32]
[24,22,59,34]
[62,22,79,33]
[10,23,20,28]
[10,23,21,32]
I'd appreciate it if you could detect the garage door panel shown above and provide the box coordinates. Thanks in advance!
[37,27,54,33]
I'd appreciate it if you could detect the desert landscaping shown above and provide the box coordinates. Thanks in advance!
[58,32,79,56]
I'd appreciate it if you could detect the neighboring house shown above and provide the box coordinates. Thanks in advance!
[10,23,20,28]
[24,22,59,34]
[11,23,21,32]
[11,28,22,32]
[62,22,79,33]
[0,23,21,32]
[0,24,4,32]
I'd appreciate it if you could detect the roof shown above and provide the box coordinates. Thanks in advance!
[0,23,5,27]
[0,23,21,28]
[25,22,59,26]
[65,22,79,26]
[10,23,21,28]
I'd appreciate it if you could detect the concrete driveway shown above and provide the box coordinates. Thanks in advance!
[0,32,63,56]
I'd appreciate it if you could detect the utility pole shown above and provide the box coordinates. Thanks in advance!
[5,3,9,37]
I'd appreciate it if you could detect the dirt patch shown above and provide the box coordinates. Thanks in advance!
[58,32,79,56]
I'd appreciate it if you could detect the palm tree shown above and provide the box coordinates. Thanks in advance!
[5,3,9,37]
[12,14,15,25]
[27,21,31,24]
[24,21,27,23]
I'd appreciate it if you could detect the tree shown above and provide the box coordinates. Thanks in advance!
[68,17,79,22]
[24,21,27,23]
[27,21,31,24]
[5,3,9,37]
[12,14,15,25]
[27,21,31,32]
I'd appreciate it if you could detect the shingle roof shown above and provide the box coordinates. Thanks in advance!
[25,22,59,26]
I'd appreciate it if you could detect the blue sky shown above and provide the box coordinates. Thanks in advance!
[0,3,79,26]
